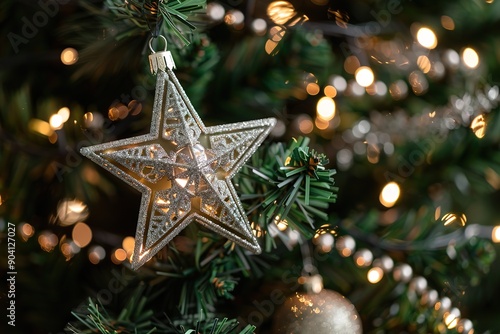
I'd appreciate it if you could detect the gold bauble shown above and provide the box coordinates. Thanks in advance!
[273,289,362,334]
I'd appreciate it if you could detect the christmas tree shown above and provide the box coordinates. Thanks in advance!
[2,0,500,333]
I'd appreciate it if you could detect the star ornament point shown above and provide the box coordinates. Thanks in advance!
[81,70,275,269]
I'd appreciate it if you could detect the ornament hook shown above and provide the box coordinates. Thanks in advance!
[148,35,176,74]
[149,35,168,53]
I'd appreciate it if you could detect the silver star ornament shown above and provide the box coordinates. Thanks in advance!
[81,69,276,269]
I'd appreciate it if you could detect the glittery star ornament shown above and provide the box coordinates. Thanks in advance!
[81,65,275,269]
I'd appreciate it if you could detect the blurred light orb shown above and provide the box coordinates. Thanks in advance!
[122,236,135,256]
[297,114,314,134]
[441,15,455,30]
[355,66,374,87]
[492,225,500,243]
[88,245,106,264]
[267,1,296,25]
[49,114,64,130]
[306,82,320,95]
[389,80,408,100]
[344,55,360,74]
[112,248,128,264]
[354,248,373,267]
[444,308,461,329]
[19,222,35,241]
[457,319,474,333]
[61,47,78,65]
[323,85,337,98]
[393,263,413,282]
[416,27,437,49]
[444,49,460,68]
[72,222,92,248]
[57,107,70,123]
[224,9,244,27]
[57,199,89,226]
[367,267,384,284]
[462,47,479,69]
[316,97,336,121]
[251,18,267,35]
[207,2,225,21]
[336,235,356,257]
[379,182,400,208]
[375,81,387,96]
[331,75,347,93]
[38,231,58,252]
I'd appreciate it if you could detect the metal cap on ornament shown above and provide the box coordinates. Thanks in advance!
[148,35,176,74]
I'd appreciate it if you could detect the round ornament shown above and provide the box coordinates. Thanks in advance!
[273,289,362,334]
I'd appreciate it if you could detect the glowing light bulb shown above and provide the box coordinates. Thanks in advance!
[316,97,336,121]
[416,27,437,49]
[367,267,384,284]
[379,182,400,208]
[49,114,64,130]
[462,47,479,69]
[60,47,78,65]
[355,66,374,87]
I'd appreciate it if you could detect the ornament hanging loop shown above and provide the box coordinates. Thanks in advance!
[148,35,176,74]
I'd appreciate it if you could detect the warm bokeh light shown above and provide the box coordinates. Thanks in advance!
[61,47,78,65]
[444,308,461,329]
[492,226,500,243]
[344,55,360,74]
[19,222,35,241]
[336,235,356,257]
[57,199,89,226]
[471,114,486,138]
[462,47,479,69]
[441,16,455,30]
[316,96,336,121]
[267,1,296,25]
[88,245,106,264]
[354,249,373,267]
[112,248,128,264]
[49,114,64,130]
[389,80,408,100]
[416,27,438,49]
[206,2,225,21]
[38,231,58,252]
[379,182,400,208]
[331,75,347,92]
[72,222,92,248]
[417,55,431,73]
[122,236,135,255]
[224,9,244,27]
[442,212,467,226]
[355,66,374,87]
[324,85,337,98]
[315,117,329,130]
[306,82,320,95]
[298,116,314,134]
[251,18,267,35]
[367,267,384,284]
[393,263,413,282]
[29,119,53,136]
[57,107,70,123]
